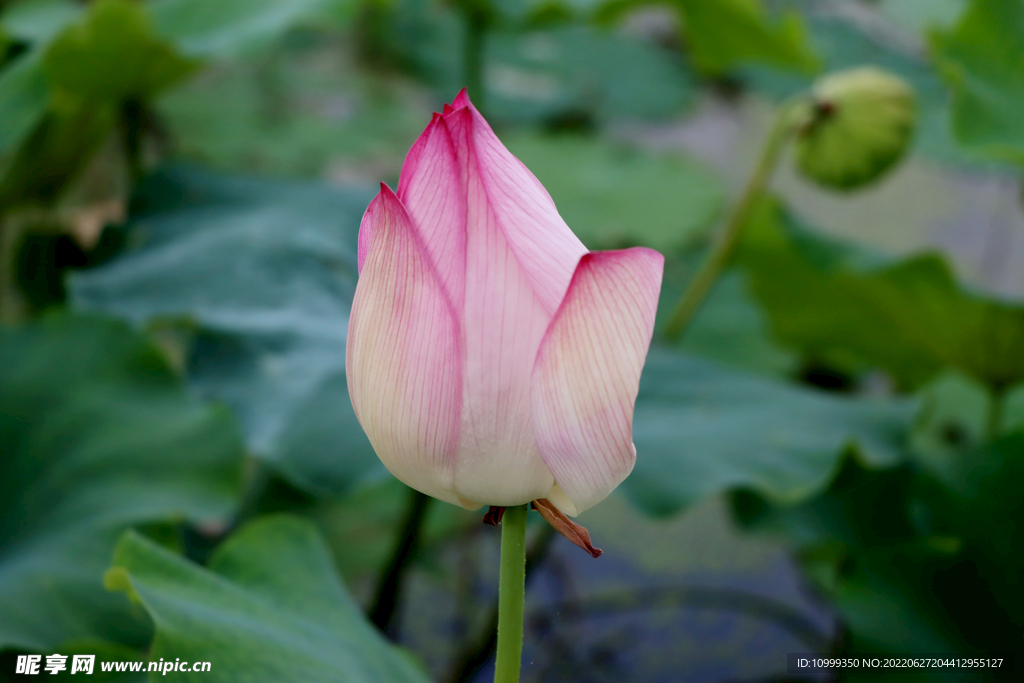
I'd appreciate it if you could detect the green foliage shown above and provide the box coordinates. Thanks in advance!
[732,433,1024,670]
[739,195,1024,391]
[911,370,995,463]
[931,0,1024,163]
[0,314,244,651]
[671,0,819,75]
[107,516,431,682]
[0,50,49,153]
[70,167,381,496]
[314,478,475,582]
[1,0,1023,674]
[44,0,196,101]
[879,0,966,34]
[624,347,912,517]
[672,266,798,376]
[154,43,428,177]
[0,1,80,189]
[0,0,196,207]
[0,0,327,209]
[735,457,971,668]
[1,0,83,44]
[504,134,724,250]
[597,0,819,75]
[148,0,331,58]
[729,346,1024,665]
[486,25,696,122]
[923,433,1024,631]
[388,1,696,123]
[0,89,116,205]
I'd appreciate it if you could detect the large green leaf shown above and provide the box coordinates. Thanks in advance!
[599,0,819,75]
[70,167,381,496]
[0,49,50,154]
[931,0,1024,163]
[1,0,83,44]
[154,46,428,177]
[921,433,1024,631]
[880,0,966,35]
[148,0,329,58]
[0,88,116,205]
[738,196,1024,391]
[741,462,970,663]
[623,347,912,517]
[504,134,724,250]
[0,0,194,206]
[673,0,819,75]
[734,440,1024,671]
[486,25,696,122]
[730,456,965,663]
[0,314,244,651]
[106,516,430,682]
[658,248,798,376]
[0,0,88,158]
[673,268,798,376]
[44,0,196,101]
[827,549,994,683]
[388,1,695,123]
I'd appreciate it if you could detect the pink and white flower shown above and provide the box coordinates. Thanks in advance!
[347,91,663,516]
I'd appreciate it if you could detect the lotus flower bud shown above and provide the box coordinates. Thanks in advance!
[347,91,664,517]
[794,67,916,190]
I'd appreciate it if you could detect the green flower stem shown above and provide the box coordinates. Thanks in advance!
[461,4,489,115]
[0,214,22,325]
[447,524,555,683]
[494,504,528,683]
[664,99,808,341]
[370,488,433,638]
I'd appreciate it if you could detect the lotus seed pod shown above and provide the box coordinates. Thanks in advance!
[794,67,916,190]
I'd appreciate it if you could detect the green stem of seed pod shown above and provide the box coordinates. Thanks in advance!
[664,99,809,341]
[493,504,528,683]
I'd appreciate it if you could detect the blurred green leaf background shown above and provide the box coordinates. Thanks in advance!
[1,0,1022,681]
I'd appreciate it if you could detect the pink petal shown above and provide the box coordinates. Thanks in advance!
[450,88,471,110]
[433,103,584,506]
[356,199,373,274]
[531,248,664,516]
[443,98,588,315]
[347,184,467,508]
[394,112,467,313]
